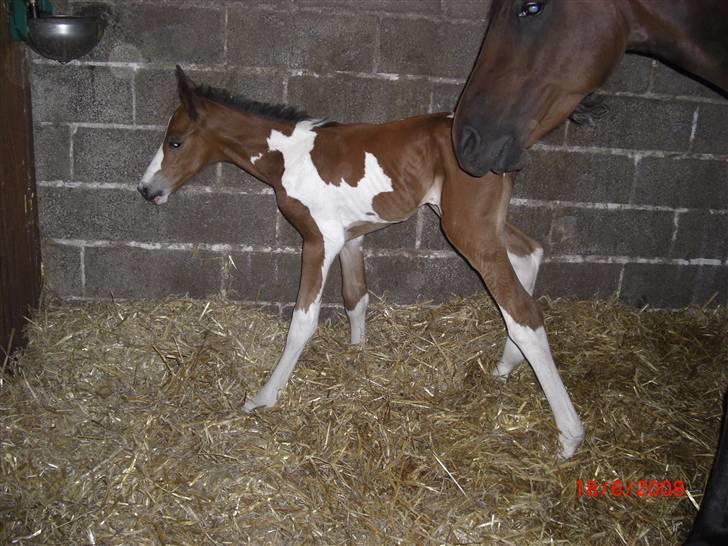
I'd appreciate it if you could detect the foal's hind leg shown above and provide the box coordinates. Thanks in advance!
[340,236,369,345]
[495,224,544,381]
[244,234,345,412]
[441,174,583,458]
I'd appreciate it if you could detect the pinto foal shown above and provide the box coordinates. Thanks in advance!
[138,67,584,458]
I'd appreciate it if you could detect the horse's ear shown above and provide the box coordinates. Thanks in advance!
[175,65,200,120]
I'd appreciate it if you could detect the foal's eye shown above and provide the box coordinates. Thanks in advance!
[168,140,182,149]
[518,1,544,17]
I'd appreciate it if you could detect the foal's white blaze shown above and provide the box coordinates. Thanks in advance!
[499,307,584,459]
[141,144,164,184]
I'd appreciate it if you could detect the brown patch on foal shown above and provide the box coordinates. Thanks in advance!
[310,129,365,187]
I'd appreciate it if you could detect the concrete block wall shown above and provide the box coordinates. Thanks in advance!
[33,0,728,312]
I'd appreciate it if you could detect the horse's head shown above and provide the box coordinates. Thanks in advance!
[138,66,219,204]
[453,0,628,176]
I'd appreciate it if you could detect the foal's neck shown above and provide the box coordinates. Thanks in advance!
[212,108,292,189]
[625,0,728,93]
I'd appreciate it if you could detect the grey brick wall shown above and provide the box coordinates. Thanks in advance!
[33,0,728,313]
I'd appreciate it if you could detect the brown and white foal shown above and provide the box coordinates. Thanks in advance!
[138,67,584,458]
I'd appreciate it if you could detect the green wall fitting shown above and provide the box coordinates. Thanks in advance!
[8,0,53,41]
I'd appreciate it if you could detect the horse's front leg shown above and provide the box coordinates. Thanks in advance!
[243,234,344,412]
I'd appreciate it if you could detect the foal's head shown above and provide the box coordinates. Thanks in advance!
[453,0,628,176]
[138,67,222,204]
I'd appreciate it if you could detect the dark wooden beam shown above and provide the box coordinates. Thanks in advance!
[0,0,42,357]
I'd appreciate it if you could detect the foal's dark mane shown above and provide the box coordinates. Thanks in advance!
[194,84,326,125]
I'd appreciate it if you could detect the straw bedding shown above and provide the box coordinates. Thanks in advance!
[2,294,727,545]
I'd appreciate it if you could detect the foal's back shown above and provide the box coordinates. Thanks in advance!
[310,113,454,221]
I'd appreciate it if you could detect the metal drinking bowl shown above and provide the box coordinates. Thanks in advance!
[26,16,104,63]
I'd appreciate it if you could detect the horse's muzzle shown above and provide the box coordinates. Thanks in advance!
[455,126,521,177]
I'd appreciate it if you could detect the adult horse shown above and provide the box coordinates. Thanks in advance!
[453,0,728,176]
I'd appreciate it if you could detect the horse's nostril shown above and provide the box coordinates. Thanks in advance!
[460,126,482,159]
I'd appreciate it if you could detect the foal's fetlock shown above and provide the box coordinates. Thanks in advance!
[558,427,585,460]
[243,390,278,413]
[491,364,511,382]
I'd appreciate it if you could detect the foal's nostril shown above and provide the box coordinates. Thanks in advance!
[138,185,153,201]
[460,126,482,160]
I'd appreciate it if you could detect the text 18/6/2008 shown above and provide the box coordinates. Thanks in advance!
[576,479,685,498]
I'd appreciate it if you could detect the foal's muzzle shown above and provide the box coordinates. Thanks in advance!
[137,184,158,201]
[137,174,170,205]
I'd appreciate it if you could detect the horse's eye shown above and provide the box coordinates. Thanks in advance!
[518,1,544,17]
[169,141,182,149]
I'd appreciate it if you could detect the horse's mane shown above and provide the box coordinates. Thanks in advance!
[568,93,609,127]
[194,84,327,125]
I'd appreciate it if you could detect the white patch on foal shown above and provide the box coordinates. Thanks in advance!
[250,152,262,165]
[507,248,542,294]
[267,120,395,245]
[494,248,543,381]
[499,307,584,459]
[346,293,369,345]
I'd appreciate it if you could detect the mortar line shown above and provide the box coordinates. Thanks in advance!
[68,125,76,180]
[688,105,700,152]
[627,154,641,204]
[668,210,681,258]
[131,69,137,125]
[532,142,728,162]
[373,14,382,73]
[79,246,86,296]
[616,264,625,299]
[45,238,727,267]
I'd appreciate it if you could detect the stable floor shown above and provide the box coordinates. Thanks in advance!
[2,295,727,544]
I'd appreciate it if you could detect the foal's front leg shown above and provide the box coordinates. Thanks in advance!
[441,176,583,459]
[494,225,544,381]
[243,235,344,412]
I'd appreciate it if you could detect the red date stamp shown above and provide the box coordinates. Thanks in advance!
[576,479,685,498]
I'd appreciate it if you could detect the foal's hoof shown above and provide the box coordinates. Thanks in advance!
[558,430,585,460]
[243,399,259,413]
[491,367,510,383]
[243,393,276,413]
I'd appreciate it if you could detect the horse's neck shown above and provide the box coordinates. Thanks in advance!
[626,0,728,92]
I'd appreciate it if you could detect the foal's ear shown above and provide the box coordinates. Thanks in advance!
[175,65,201,120]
